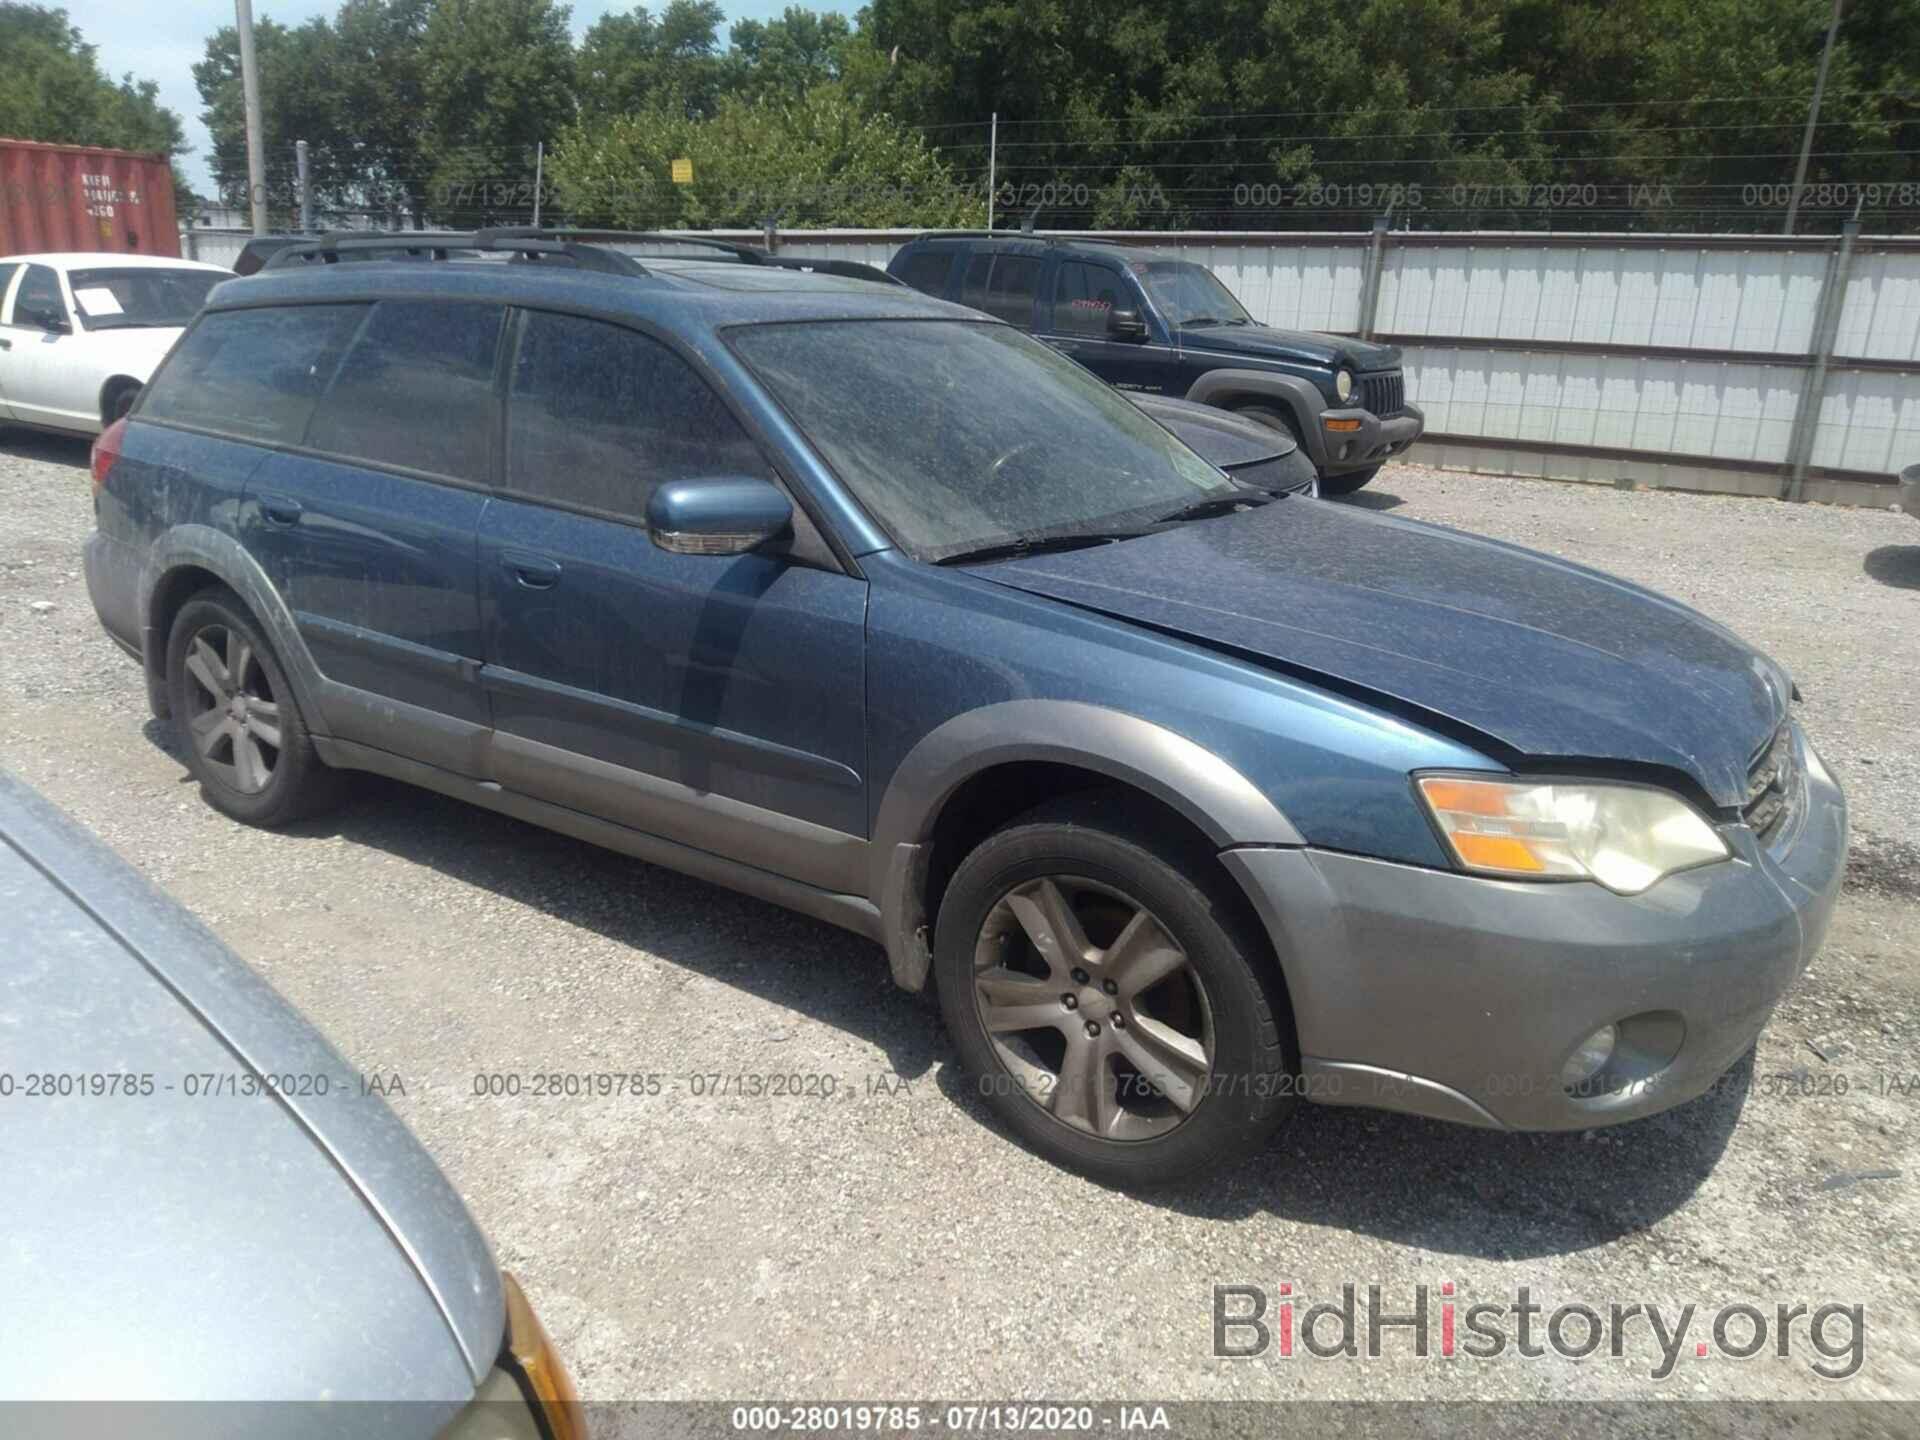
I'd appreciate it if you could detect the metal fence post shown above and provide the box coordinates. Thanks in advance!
[179,224,197,261]
[1358,211,1392,338]
[1783,218,1861,501]
[295,140,312,234]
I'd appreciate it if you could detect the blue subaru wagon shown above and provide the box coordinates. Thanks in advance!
[84,230,1846,1185]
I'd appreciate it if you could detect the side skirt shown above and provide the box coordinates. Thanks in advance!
[313,735,886,945]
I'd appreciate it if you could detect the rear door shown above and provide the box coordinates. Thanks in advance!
[239,299,504,773]
[1037,257,1180,394]
[476,308,868,892]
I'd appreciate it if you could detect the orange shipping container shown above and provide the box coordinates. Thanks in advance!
[0,138,180,257]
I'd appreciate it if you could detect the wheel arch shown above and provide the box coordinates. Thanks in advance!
[98,375,142,426]
[870,701,1301,994]
[140,526,325,731]
[1182,369,1330,466]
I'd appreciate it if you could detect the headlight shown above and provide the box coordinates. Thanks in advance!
[1416,774,1729,895]
[1335,368,1354,402]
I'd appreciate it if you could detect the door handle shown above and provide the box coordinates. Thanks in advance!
[500,551,562,590]
[259,495,303,526]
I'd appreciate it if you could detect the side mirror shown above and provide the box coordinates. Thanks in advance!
[646,476,792,557]
[1107,307,1147,341]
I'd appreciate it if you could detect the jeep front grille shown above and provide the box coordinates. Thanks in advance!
[1358,371,1405,417]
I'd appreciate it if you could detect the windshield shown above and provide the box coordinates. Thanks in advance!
[730,320,1228,562]
[1137,261,1252,328]
[67,268,222,331]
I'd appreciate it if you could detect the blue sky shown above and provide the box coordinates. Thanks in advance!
[62,0,858,193]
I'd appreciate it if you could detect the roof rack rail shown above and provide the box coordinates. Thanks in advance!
[261,228,649,276]
[540,230,903,284]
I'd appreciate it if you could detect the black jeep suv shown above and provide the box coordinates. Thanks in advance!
[888,232,1423,495]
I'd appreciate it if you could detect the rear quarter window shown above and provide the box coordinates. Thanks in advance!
[894,248,956,297]
[139,304,367,443]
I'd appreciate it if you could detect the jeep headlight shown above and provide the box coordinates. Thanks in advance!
[1335,368,1354,402]
[1416,775,1729,895]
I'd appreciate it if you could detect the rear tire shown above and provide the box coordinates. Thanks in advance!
[934,792,1297,1187]
[166,588,340,827]
[103,380,140,425]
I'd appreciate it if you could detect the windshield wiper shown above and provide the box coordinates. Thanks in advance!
[934,530,1149,566]
[1154,490,1277,525]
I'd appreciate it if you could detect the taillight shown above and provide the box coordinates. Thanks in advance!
[91,416,128,497]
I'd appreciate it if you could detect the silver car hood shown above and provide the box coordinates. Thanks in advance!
[0,771,502,1411]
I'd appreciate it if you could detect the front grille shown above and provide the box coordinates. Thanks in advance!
[1742,724,1799,844]
[1357,371,1405,417]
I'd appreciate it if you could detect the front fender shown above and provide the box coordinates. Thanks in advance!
[869,699,1301,990]
[1181,368,1332,466]
[139,525,327,734]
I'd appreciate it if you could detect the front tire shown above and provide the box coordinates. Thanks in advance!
[1319,463,1382,497]
[166,588,339,826]
[1233,402,1380,496]
[934,794,1297,1186]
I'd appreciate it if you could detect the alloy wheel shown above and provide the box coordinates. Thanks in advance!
[972,875,1215,1140]
[181,623,282,795]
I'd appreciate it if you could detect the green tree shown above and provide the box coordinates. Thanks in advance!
[419,0,576,223]
[549,81,984,228]
[0,4,186,195]
[576,1,729,123]
[196,16,353,223]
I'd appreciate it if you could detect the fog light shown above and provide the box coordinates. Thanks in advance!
[1561,1024,1617,1089]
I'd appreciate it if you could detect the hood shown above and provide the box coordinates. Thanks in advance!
[0,771,502,1410]
[1177,323,1402,374]
[1131,393,1296,467]
[977,502,1788,808]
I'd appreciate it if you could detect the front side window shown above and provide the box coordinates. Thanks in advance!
[1136,261,1252,328]
[305,301,505,480]
[1051,261,1127,337]
[67,268,223,331]
[140,304,367,442]
[11,265,68,330]
[731,319,1223,561]
[506,311,766,520]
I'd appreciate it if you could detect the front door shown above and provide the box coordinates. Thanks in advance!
[477,309,868,893]
[1036,258,1182,395]
[0,263,91,430]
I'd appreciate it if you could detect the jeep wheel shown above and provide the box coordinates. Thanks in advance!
[935,794,1296,1186]
[166,589,339,826]
[1319,464,1382,497]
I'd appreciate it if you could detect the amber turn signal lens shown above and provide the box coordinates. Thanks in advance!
[1323,417,1362,432]
[503,1272,587,1440]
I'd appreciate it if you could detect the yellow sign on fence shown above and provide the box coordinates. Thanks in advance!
[670,158,694,185]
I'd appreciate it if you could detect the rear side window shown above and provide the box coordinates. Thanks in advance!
[894,248,955,297]
[982,255,1041,328]
[305,300,505,480]
[959,254,993,311]
[505,311,766,521]
[140,304,366,442]
[1052,261,1126,337]
[11,264,67,329]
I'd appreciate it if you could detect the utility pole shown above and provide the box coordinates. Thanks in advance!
[532,142,544,226]
[236,0,268,236]
[295,140,312,233]
[986,113,997,231]
[1785,0,1846,236]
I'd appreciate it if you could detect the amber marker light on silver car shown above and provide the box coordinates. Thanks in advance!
[1416,774,1730,895]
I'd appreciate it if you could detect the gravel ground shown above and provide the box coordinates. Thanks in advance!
[2,430,1917,1416]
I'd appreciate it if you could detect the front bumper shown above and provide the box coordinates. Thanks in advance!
[1319,401,1424,474]
[1222,730,1847,1130]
